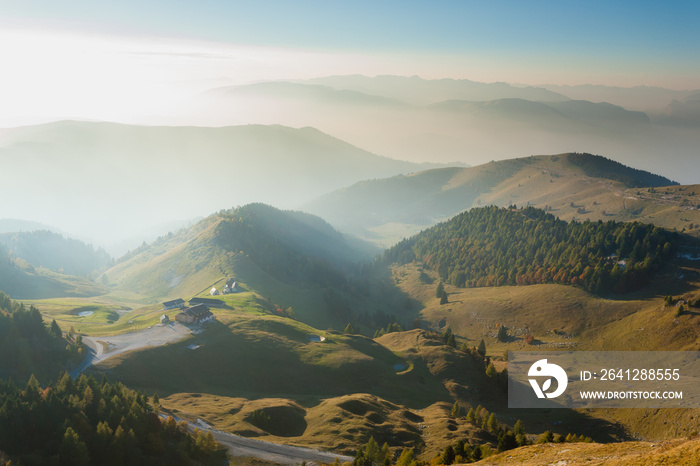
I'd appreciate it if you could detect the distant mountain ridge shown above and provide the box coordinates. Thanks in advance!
[303,153,690,247]
[302,74,571,105]
[0,230,112,277]
[0,120,435,245]
[0,242,105,299]
[191,75,699,182]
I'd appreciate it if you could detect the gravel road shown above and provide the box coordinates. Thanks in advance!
[70,322,192,377]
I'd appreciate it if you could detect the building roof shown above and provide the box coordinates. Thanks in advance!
[163,298,185,307]
[189,297,227,308]
[178,304,212,321]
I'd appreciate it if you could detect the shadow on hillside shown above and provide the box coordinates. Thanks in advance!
[505,406,632,442]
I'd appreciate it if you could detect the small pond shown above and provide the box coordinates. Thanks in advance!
[78,311,94,317]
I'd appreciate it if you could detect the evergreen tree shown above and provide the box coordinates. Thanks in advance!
[466,407,475,423]
[59,427,90,466]
[344,323,357,334]
[485,362,497,378]
[50,319,62,339]
[471,445,482,461]
[441,445,455,465]
[497,431,518,452]
[365,437,380,464]
[380,443,391,466]
[497,325,508,342]
[477,339,487,357]
[436,281,445,298]
[440,290,448,304]
[513,419,525,437]
[450,401,460,418]
[395,448,416,466]
[537,430,554,444]
[487,412,500,433]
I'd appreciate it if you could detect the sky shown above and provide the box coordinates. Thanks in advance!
[0,1,699,250]
[0,1,699,125]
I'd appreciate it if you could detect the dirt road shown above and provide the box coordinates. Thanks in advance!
[70,322,192,377]
[166,416,353,465]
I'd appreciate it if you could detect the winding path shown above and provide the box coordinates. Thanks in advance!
[162,415,354,465]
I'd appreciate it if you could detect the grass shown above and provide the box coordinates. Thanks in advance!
[473,436,700,465]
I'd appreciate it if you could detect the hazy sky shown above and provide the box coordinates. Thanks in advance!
[1,1,699,125]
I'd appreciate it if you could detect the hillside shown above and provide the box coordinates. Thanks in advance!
[96,312,513,459]
[385,205,677,294]
[0,230,111,277]
[303,153,697,247]
[0,242,106,299]
[0,291,85,384]
[0,373,227,465]
[104,204,373,328]
[0,120,428,245]
[472,437,700,465]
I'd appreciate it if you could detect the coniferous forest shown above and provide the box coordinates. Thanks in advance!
[0,374,227,466]
[0,292,84,385]
[0,292,228,465]
[385,206,677,294]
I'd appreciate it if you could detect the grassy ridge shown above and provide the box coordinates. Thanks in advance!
[305,154,700,246]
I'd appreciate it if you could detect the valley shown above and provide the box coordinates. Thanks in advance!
[2,158,698,463]
[3,4,699,464]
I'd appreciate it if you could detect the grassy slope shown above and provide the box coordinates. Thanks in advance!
[472,437,700,465]
[390,262,700,442]
[102,208,346,329]
[95,306,508,459]
[305,154,700,247]
[0,259,106,300]
[84,255,699,456]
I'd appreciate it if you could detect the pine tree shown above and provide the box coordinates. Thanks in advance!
[497,431,518,452]
[466,407,475,422]
[485,362,497,378]
[50,319,62,339]
[436,281,445,298]
[537,430,554,444]
[487,413,499,433]
[450,401,460,418]
[365,437,380,464]
[513,419,525,437]
[497,325,508,342]
[477,339,486,357]
[59,427,90,466]
[395,448,416,466]
[441,445,455,465]
[344,323,356,334]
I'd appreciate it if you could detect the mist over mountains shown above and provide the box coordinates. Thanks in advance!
[191,75,699,184]
[0,120,445,250]
[2,74,698,252]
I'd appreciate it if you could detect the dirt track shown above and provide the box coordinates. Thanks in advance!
[70,322,191,377]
